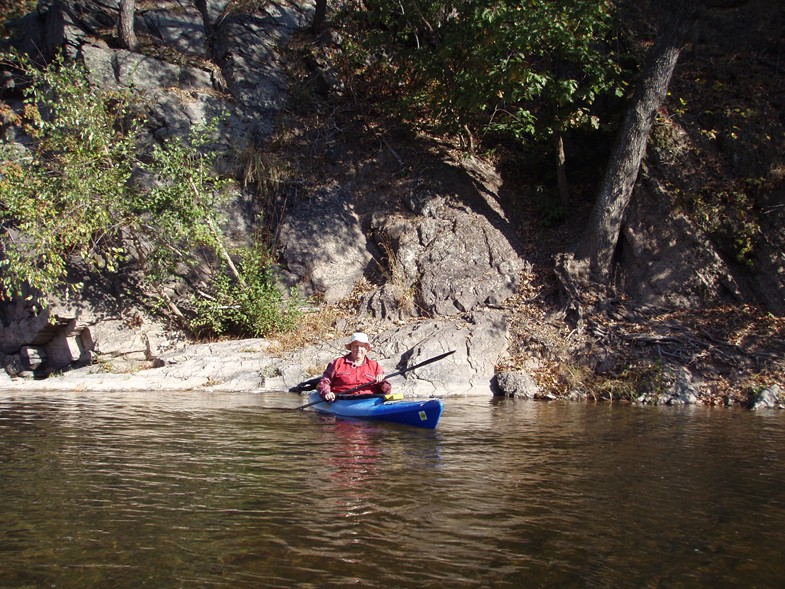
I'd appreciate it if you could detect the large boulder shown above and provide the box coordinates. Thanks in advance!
[370,194,523,317]
[279,186,374,303]
[493,371,542,399]
[279,155,524,320]
[372,312,510,396]
[752,385,784,410]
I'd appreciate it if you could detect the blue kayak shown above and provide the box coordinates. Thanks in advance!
[307,392,444,429]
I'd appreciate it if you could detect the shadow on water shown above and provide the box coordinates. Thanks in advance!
[1,391,784,588]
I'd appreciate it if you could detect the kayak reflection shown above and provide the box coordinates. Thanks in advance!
[322,417,383,518]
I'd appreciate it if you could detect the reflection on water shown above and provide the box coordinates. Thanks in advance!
[1,391,784,588]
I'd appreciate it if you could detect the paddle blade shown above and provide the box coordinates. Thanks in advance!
[289,376,321,392]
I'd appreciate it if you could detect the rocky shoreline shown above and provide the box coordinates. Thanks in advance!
[2,313,783,412]
[1,314,508,398]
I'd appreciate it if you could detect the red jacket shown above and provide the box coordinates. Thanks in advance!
[317,354,391,398]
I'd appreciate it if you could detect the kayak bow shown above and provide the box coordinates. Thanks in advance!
[306,392,443,429]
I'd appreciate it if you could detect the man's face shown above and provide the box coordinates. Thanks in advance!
[349,342,368,362]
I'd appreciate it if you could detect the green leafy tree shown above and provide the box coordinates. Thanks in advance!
[353,0,623,205]
[0,51,141,299]
[0,52,300,337]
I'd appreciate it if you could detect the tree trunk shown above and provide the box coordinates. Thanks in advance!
[576,1,700,281]
[118,0,138,51]
[187,179,245,287]
[194,0,215,57]
[312,0,327,34]
[554,132,569,209]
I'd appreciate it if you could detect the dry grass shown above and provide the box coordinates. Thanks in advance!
[235,145,289,197]
[558,362,593,394]
[265,304,347,355]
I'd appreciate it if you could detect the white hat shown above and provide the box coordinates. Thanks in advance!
[345,332,371,350]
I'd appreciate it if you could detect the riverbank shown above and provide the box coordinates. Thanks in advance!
[2,306,783,411]
[499,272,785,409]
[1,1,783,410]
[0,314,505,398]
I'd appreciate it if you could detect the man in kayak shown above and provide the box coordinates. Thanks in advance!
[317,332,391,402]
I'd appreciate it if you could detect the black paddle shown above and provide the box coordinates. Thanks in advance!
[296,392,389,410]
[295,349,455,410]
[289,375,322,393]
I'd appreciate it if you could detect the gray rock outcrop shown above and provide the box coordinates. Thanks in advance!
[279,186,374,304]
[0,312,509,397]
[0,0,522,394]
[369,192,523,317]
[752,385,784,410]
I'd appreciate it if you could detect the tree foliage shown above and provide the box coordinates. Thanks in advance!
[0,52,141,299]
[190,245,303,338]
[351,0,623,145]
[138,115,232,286]
[0,51,300,337]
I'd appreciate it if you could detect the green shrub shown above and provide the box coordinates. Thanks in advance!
[693,186,760,269]
[0,51,142,300]
[190,246,303,338]
[1,51,301,337]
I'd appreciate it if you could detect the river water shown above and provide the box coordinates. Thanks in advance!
[1,390,784,589]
